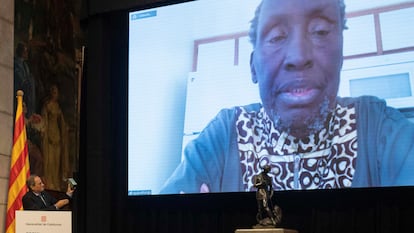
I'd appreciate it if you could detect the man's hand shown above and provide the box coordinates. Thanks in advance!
[200,183,210,193]
[66,183,75,197]
[54,199,69,209]
[179,183,210,194]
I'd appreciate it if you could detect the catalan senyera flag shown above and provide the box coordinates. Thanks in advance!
[5,90,30,233]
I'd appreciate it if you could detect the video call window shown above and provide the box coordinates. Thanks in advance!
[128,0,414,196]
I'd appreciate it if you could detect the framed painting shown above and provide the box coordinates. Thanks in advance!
[14,0,85,191]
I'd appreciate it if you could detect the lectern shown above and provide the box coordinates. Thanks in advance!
[15,210,72,233]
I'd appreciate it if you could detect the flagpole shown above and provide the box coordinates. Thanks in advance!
[5,90,31,233]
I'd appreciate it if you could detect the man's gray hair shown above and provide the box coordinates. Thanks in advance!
[26,174,38,191]
[249,0,347,46]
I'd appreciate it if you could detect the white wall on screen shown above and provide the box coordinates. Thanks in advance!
[198,40,235,72]
[343,15,377,56]
[238,36,254,68]
[345,0,413,12]
[380,7,414,50]
[128,3,194,194]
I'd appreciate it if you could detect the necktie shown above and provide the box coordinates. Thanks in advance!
[39,194,47,206]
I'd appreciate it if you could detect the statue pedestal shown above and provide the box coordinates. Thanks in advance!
[235,228,298,233]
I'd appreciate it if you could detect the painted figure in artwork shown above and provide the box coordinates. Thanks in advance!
[41,84,70,191]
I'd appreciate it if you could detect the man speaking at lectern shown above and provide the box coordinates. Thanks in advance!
[22,174,75,210]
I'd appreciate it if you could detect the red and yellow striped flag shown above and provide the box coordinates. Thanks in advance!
[5,90,30,233]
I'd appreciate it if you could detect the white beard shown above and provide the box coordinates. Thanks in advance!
[268,96,333,137]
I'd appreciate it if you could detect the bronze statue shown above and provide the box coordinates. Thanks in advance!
[253,165,282,228]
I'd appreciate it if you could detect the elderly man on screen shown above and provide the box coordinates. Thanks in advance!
[160,0,414,194]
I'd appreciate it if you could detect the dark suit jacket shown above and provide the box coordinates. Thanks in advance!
[22,191,60,210]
